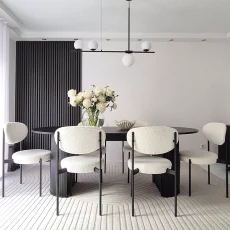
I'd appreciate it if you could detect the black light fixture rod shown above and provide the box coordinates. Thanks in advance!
[132,51,155,53]
[73,0,156,57]
[128,1,131,51]
[72,50,155,53]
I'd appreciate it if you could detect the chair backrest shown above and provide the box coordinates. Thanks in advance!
[133,120,151,128]
[127,126,178,155]
[54,126,106,154]
[202,122,226,145]
[4,122,28,144]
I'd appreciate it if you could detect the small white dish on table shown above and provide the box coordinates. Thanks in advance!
[115,120,135,130]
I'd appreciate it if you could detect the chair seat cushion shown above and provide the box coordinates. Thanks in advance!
[128,156,172,174]
[86,146,106,156]
[180,150,218,165]
[12,149,51,164]
[123,145,144,157]
[61,156,104,173]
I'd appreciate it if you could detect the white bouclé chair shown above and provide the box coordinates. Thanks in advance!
[2,122,51,197]
[122,120,150,182]
[180,122,228,197]
[54,126,105,216]
[127,126,179,217]
[78,121,107,173]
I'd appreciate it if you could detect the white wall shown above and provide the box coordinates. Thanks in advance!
[82,41,230,162]
[9,37,16,122]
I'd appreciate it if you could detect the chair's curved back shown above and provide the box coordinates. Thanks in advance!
[4,122,28,145]
[133,120,151,127]
[202,122,226,145]
[54,126,106,154]
[127,126,178,155]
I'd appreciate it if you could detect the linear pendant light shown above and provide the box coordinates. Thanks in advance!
[73,0,155,67]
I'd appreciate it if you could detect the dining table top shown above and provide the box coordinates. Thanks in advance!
[31,126,199,135]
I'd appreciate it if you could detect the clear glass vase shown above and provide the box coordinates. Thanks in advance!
[82,109,104,127]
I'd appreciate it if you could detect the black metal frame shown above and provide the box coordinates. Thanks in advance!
[2,129,43,198]
[130,131,178,217]
[189,159,191,196]
[104,141,107,173]
[73,50,155,54]
[128,152,130,183]
[122,141,124,174]
[225,138,229,198]
[56,131,103,216]
[188,139,228,198]
[208,141,210,185]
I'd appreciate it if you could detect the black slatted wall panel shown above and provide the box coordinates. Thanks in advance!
[15,41,81,150]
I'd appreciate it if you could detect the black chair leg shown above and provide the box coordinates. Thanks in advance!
[70,173,72,196]
[75,173,78,183]
[101,169,103,184]
[39,159,42,197]
[132,170,134,216]
[56,162,59,216]
[104,153,106,173]
[225,139,228,198]
[175,170,177,217]
[20,164,22,184]
[56,173,59,216]
[99,169,102,216]
[226,162,229,198]
[128,152,130,183]
[122,141,124,174]
[208,165,210,185]
[189,159,191,197]
[130,169,132,197]
[2,160,4,198]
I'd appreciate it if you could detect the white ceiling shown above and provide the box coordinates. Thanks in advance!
[1,0,230,40]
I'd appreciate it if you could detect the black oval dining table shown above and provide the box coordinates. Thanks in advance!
[32,126,198,198]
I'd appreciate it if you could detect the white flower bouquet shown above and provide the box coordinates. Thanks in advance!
[68,85,118,126]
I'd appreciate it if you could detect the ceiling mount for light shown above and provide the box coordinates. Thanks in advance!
[73,0,155,67]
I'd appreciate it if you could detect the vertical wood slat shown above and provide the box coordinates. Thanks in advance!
[15,41,82,150]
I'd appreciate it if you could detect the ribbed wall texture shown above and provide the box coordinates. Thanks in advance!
[15,41,82,150]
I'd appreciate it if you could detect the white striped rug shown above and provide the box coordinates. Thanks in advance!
[0,162,230,230]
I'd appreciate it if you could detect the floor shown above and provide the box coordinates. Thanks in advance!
[201,163,230,184]
[0,162,230,230]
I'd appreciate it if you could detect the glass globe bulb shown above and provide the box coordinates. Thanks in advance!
[122,54,135,67]
[88,40,98,51]
[74,40,83,50]
[141,41,151,52]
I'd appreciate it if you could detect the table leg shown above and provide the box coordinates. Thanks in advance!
[8,146,20,172]
[50,135,75,197]
[153,142,180,197]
